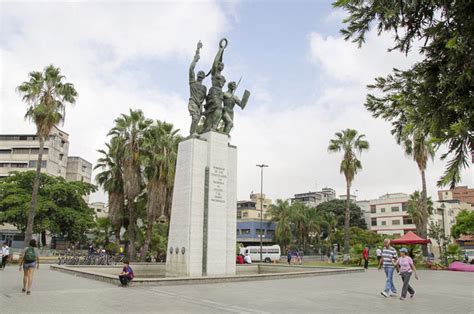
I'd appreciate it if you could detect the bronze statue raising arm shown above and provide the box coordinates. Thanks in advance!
[189,41,203,82]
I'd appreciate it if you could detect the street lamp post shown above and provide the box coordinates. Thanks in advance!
[256,164,268,263]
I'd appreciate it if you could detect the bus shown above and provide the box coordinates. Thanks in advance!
[239,245,281,262]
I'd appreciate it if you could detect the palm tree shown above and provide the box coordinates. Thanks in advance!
[140,120,180,261]
[407,191,433,242]
[269,199,293,254]
[395,128,435,255]
[328,129,369,262]
[17,65,78,245]
[290,202,307,250]
[95,137,125,246]
[108,109,152,261]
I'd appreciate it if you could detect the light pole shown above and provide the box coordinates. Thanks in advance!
[256,164,268,263]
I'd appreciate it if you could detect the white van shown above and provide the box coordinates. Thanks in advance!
[239,245,281,262]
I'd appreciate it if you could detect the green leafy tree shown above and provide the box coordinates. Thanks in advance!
[315,199,367,230]
[428,222,449,261]
[451,209,474,239]
[140,121,181,261]
[269,199,293,254]
[0,171,95,245]
[92,217,114,248]
[328,129,369,261]
[333,0,474,188]
[108,109,152,261]
[16,65,78,245]
[407,191,433,255]
[95,137,126,245]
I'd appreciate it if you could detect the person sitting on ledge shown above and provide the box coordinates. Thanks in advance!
[118,259,134,287]
[244,254,252,264]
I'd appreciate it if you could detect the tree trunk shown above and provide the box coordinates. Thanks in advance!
[41,230,47,248]
[127,201,137,261]
[343,180,351,263]
[24,136,45,246]
[140,219,154,262]
[420,169,429,256]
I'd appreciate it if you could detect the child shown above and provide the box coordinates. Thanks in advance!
[394,247,418,300]
[118,260,134,287]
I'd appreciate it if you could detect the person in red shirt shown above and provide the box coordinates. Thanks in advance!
[236,255,244,264]
[362,246,369,269]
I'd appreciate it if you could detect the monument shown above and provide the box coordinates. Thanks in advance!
[166,39,250,277]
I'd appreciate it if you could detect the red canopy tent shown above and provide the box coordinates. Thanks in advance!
[390,231,431,245]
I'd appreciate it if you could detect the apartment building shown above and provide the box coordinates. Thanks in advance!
[90,202,109,219]
[368,193,415,237]
[237,193,275,246]
[438,186,474,206]
[0,126,70,178]
[291,188,336,208]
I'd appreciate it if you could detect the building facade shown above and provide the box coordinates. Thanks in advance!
[438,186,474,206]
[0,126,70,178]
[368,193,415,237]
[89,202,109,219]
[237,193,275,246]
[291,188,336,208]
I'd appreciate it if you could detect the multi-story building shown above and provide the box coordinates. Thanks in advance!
[368,193,415,237]
[291,188,336,208]
[438,186,474,206]
[237,193,276,246]
[90,202,109,219]
[356,200,371,228]
[0,127,93,247]
[0,126,70,178]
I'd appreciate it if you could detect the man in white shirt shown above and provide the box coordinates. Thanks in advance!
[244,254,252,264]
[1,243,9,269]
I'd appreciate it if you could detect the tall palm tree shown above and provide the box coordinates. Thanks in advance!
[140,120,181,261]
[328,129,369,262]
[269,199,293,254]
[290,202,307,250]
[395,127,435,255]
[95,137,125,246]
[407,191,433,241]
[17,65,78,245]
[108,109,152,261]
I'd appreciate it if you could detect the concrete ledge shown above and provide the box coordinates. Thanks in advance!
[50,264,363,286]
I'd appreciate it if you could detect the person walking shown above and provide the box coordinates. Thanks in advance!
[19,239,40,295]
[378,239,398,297]
[362,246,369,269]
[1,243,10,269]
[394,247,418,300]
[287,250,292,265]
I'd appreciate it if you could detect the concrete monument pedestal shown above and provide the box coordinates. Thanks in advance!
[166,131,237,277]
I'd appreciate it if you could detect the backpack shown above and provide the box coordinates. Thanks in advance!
[24,247,36,263]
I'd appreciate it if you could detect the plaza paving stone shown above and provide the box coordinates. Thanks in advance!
[0,265,473,313]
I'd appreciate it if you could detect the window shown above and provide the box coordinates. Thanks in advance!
[403,216,413,224]
[393,233,401,238]
[242,212,248,218]
[28,160,47,168]
[266,230,275,237]
[0,149,11,154]
[82,165,87,172]
[11,163,28,168]
[12,148,30,154]
[370,205,376,213]
[256,229,264,236]
[392,220,400,225]
[241,229,250,235]
[250,249,258,254]
[381,221,386,226]
[402,203,407,211]
[59,154,64,161]
[391,206,399,212]
[0,163,8,168]
[381,208,386,213]
[371,218,377,226]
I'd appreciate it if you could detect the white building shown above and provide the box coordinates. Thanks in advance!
[368,193,415,237]
[291,188,336,208]
[90,202,109,219]
[0,126,70,178]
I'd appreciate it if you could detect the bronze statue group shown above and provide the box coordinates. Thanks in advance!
[188,39,250,136]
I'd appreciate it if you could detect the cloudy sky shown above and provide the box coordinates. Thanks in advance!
[1,0,472,204]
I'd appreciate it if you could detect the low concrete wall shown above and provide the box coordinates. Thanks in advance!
[50,263,363,287]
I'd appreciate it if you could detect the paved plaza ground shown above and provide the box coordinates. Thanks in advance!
[0,266,473,313]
